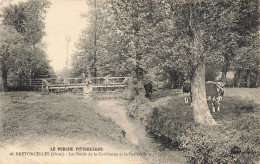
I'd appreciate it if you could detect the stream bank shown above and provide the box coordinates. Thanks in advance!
[96,99,187,164]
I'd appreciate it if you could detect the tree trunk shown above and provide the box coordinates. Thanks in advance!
[246,70,251,88]
[1,64,8,92]
[221,71,227,82]
[191,61,217,126]
[255,71,259,88]
[235,71,242,87]
[1,47,9,91]
[234,71,238,87]
[221,55,229,82]
[92,0,97,78]
[221,66,227,82]
[169,76,174,89]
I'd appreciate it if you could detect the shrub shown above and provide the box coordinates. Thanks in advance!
[179,117,260,164]
[127,93,260,164]
[121,89,133,101]
[144,97,194,147]
[127,94,153,121]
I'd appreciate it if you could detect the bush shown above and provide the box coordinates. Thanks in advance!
[8,86,42,91]
[127,93,260,164]
[180,116,260,164]
[127,94,153,121]
[144,97,194,147]
[121,89,133,101]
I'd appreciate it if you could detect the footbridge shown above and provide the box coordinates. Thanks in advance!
[25,77,131,99]
[83,77,131,99]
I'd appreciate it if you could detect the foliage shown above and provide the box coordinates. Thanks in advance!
[72,0,118,77]
[233,33,259,73]
[73,0,259,81]
[75,0,258,75]
[231,0,260,86]
[0,0,53,90]
[127,90,260,164]
[180,119,260,164]
[0,25,24,91]
[127,93,153,119]
[2,0,50,44]
[74,0,259,124]
[205,63,218,81]
[73,0,139,78]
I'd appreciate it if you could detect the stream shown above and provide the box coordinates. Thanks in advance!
[96,99,187,164]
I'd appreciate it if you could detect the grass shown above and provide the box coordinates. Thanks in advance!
[0,92,125,144]
[127,87,260,163]
[0,91,184,164]
[1,88,259,163]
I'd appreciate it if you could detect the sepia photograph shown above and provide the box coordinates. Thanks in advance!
[0,0,259,163]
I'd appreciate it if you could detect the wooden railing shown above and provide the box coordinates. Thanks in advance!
[23,78,87,91]
[43,78,87,91]
[83,77,131,99]
[22,77,131,99]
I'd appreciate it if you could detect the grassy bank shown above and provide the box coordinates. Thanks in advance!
[0,91,185,164]
[127,88,260,163]
[0,92,125,144]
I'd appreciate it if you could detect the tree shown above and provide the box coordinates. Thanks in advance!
[2,0,50,44]
[233,33,259,87]
[1,0,53,89]
[73,0,108,77]
[104,0,156,80]
[75,0,259,125]
[232,0,259,87]
[106,0,240,125]
[142,0,240,125]
[0,25,23,91]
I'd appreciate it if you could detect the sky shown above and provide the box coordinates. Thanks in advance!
[0,0,89,73]
[43,0,88,72]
